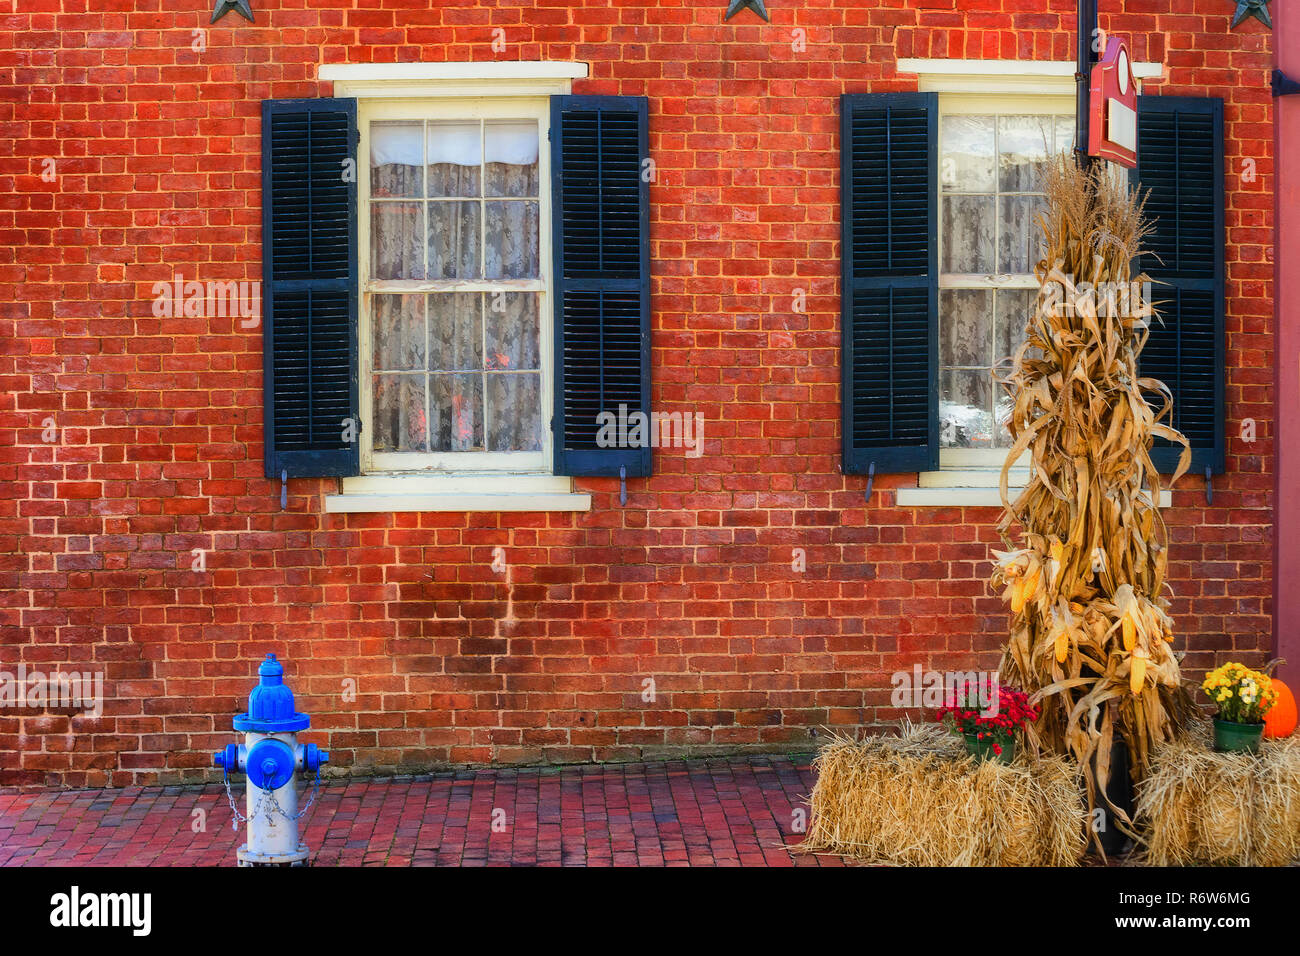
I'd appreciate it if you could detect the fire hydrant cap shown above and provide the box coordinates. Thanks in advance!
[245,737,297,791]
[233,653,311,733]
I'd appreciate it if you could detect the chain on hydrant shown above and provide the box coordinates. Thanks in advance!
[213,653,329,867]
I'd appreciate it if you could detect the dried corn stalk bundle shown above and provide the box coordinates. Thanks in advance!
[991,158,1195,834]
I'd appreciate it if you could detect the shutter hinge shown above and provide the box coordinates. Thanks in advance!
[864,461,876,506]
[1204,465,1213,506]
[619,465,627,508]
[281,468,288,510]
[1272,70,1300,97]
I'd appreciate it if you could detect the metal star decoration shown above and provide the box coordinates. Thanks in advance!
[1229,0,1271,29]
[211,0,254,25]
[724,0,770,23]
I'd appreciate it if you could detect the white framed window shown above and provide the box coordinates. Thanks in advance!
[937,93,1075,469]
[360,98,552,475]
[318,63,592,513]
[892,60,1167,507]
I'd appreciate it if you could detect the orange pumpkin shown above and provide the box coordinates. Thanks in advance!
[1264,678,1298,739]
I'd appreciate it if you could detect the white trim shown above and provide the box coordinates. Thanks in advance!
[323,61,587,99]
[899,58,1164,78]
[899,58,1161,95]
[897,486,1026,507]
[366,278,546,295]
[919,468,1031,488]
[371,450,550,472]
[341,473,573,494]
[325,492,591,513]
[898,486,1173,508]
[321,62,589,81]
[325,473,591,513]
[911,464,1173,507]
[939,274,1042,289]
[942,448,1028,467]
[358,97,554,477]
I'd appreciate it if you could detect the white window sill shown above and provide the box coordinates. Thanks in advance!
[898,471,1172,508]
[324,473,591,513]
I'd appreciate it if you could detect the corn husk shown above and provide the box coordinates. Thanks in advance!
[991,159,1196,841]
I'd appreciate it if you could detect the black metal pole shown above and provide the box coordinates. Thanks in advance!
[1076,0,1099,171]
[1077,0,1132,858]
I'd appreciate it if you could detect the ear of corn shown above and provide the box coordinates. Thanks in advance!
[1022,566,1041,603]
[1010,578,1027,614]
[990,158,1195,840]
[1130,650,1149,695]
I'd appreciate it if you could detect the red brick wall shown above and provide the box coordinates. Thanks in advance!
[0,0,1275,787]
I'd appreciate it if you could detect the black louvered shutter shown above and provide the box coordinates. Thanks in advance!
[841,93,938,475]
[261,98,360,479]
[1132,96,1225,474]
[550,96,651,477]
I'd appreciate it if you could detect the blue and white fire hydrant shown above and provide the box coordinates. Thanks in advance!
[214,653,328,866]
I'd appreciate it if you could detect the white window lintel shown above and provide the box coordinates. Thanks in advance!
[898,58,1161,95]
[321,61,589,99]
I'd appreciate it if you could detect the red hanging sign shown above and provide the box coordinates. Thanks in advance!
[1088,37,1137,169]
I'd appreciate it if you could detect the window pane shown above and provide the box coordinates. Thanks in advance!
[371,202,424,280]
[998,195,1047,274]
[371,294,424,370]
[941,195,995,274]
[998,115,1052,192]
[484,121,539,197]
[995,288,1036,365]
[935,111,1069,456]
[940,289,993,368]
[1055,116,1076,156]
[484,293,540,371]
[940,115,996,192]
[486,373,542,451]
[430,373,483,451]
[993,350,1020,449]
[484,201,539,279]
[940,368,993,448]
[427,201,481,279]
[367,114,551,465]
[370,122,423,198]
[372,373,427,452]
[427,122,481,198]
[428,292,482,372]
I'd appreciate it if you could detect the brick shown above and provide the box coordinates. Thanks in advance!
[0,0,1274,788]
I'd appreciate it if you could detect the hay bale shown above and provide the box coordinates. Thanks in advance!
[1136,722,1300,866]
[801,724,1087,866]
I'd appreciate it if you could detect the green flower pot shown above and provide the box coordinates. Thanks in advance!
[1213,718,1264,754]
[963,732,1015,765]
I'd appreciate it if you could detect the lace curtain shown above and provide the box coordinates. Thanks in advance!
[371,121,539,280]
[369,120,542,455]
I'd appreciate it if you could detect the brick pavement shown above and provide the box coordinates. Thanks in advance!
[0,754,846,867]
